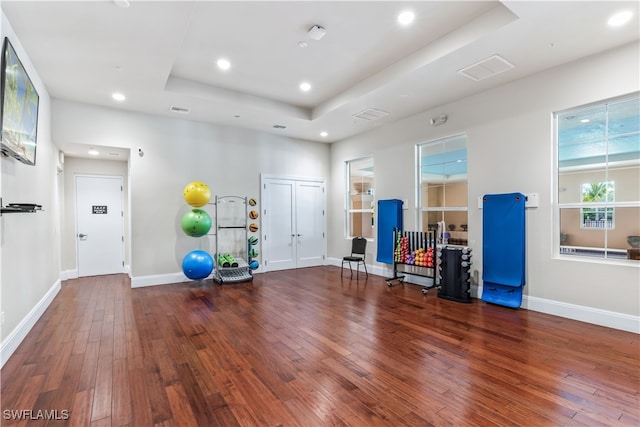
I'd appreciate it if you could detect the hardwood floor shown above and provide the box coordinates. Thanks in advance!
[1,267,638,426]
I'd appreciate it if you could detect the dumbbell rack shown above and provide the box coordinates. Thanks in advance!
[386,229,438,294]
[436,246,473,302]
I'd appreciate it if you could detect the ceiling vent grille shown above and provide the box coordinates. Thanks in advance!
[170,106,190,114]
[458,54,514,81]
[353,108,390,121]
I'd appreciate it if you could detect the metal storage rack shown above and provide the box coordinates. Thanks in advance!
[213,196,253,284]
[437,246,473,303]
[386,228,439,295]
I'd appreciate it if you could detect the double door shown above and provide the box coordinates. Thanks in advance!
[261,176,326,271]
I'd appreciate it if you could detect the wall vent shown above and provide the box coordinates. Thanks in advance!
[458,54,514,81]
[353,108,390,121]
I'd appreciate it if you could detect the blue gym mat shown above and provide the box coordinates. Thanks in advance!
[376,199,403,264]
[482,193,526,308]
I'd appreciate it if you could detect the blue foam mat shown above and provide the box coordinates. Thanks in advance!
[376,199,403,264]
[482,192,526,308]
[481,282,523,308]
[482,193,526,287]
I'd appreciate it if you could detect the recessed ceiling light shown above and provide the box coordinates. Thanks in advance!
[88,148,100,156]
[299,81,311,92]
[320,131,328,138]
[217,58,231,70]
[397,10,415,26]
[112,92,126,102]
[608,10,633,27]
[580,119,590,123]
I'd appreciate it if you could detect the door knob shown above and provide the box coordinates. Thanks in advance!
[78,233,87,239]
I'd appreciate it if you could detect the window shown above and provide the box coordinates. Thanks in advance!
[346,157,374,239]
[556,94,640,260]
[418,134,468,245]
[581,181,614,229]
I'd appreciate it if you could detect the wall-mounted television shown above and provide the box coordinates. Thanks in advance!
[0,37,39,166]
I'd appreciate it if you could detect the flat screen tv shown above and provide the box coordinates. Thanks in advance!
[0,37,39,166]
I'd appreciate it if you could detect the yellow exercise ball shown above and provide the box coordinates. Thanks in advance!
[183,181,211,207]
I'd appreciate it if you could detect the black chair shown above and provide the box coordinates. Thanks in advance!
[341,237,368,279]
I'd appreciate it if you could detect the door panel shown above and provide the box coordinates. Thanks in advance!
[76,175,124,277]
[264,180,296,271]
[296,181,325,268]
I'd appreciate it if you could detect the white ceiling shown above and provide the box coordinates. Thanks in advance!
[2,1,639,160]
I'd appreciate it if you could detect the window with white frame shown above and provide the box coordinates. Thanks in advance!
[346,157,374,239]
[418,134,468,245]
[557,94,639,260]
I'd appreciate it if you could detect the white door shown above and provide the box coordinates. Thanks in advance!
[76,175,124,277]
[262,177,325,271]
[295,181,325,268]
[264,179,296,270]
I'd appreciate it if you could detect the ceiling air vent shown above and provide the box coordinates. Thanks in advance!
[353,108,390,121]
[458,54,514,81]
[170,106,190,114]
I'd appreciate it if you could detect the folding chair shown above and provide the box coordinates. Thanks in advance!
[341,236,368,279]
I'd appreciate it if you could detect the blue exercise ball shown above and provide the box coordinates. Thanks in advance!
[182,250,214,280]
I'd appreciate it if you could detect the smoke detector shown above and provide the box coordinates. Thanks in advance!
[308,25,327,40]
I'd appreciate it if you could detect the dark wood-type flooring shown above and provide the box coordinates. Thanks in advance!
[1,267,638,426]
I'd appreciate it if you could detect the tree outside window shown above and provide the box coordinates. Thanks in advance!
[581,182,614,229]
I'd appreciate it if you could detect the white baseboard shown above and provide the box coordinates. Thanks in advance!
[63,265,130,282]
[1,279,61,368]
[327,257,637,333]
[130,272,189,288]
[60,269,78,281]
[522,295,639,334]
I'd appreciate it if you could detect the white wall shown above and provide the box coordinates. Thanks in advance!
[61,157,130,278]
[329,42,640,331]
[52,101,331,284]
[1,13,61,364]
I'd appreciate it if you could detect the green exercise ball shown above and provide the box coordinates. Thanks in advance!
[181,209,212,237]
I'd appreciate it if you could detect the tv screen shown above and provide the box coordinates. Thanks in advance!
[0,37,39,166]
